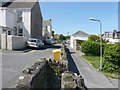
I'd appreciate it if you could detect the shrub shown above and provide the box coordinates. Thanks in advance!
[103,44,120,73]
[81,41,105,56]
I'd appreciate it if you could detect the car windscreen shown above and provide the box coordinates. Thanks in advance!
[28,39,36,42]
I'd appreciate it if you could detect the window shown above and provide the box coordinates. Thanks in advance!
[118,34,120,39]
[18,28,23,33]
[17,11,22,22]
[46,26,47,30]
[18,28,23,36]
[8,31,11,35]
[14,27,17,35]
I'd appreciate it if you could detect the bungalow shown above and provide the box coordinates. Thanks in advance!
[70,30,89,51]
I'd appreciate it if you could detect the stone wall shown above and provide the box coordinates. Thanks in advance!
[16,43,86,89]
[16,59,48,89]
[61,71,85,90]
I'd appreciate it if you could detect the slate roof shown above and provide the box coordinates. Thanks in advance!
[7,0,37,8]
[43,20,52,26]
[72,30,89,37]
[1,0,15,7]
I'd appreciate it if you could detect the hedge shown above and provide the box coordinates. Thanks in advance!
[103,44,120,73]
[81,41,105,56]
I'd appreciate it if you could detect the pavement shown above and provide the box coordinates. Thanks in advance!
[1,44,61,88]
[66,45,119,89]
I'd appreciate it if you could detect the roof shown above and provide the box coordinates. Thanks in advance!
[43,20,52,26]
[7,0,38,8]
[1,0,15,7]
[72,30,89,37]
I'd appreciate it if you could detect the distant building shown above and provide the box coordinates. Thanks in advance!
[43,19,52,40]
[70,30,89,51]
[102,30,120,44]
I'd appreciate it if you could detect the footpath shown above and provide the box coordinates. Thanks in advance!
[66,45,118,89]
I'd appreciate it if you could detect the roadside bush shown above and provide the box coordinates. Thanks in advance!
[103,44,120,73]
[81,41,105,56]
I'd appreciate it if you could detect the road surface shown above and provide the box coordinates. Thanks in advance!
[2,44,61,88]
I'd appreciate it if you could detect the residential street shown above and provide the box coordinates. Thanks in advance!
[2,44,61,88]
[66,45,117,89]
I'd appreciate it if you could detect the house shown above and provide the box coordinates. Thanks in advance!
[102,30,120,44]
[0,0,43,50]
[70,30,89,51]
[42,19,52,40]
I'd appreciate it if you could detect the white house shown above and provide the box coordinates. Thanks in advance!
[102,30,120,44]
[0,0,43,50]
[42,19,52,40]
[70,30,89,51]
[0,7,16,34]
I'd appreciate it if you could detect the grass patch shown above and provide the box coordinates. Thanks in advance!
[81,55,100,69]
[81,55,119,79]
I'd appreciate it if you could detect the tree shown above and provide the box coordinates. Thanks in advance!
[59,34,66,40]
[88,35,109,43]
[88,35,100,42]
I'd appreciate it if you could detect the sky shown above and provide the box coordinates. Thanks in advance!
[40,2,118,36]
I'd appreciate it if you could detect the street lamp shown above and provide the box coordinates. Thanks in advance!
[89,17,102,70]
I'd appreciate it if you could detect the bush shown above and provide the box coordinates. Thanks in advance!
[81,41,105,56]
[103,44,120,73]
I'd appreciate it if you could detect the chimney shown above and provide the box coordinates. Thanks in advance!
[113,30,117,33]
[49,19,52,21]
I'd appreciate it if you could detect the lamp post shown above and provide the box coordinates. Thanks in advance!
[89,17,102,70]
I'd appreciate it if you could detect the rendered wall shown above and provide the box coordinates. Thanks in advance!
[22,9,31,38]
[1,34,7,50]
[0,7,16,29]
[1,34,27,50]
[11,35,27,50]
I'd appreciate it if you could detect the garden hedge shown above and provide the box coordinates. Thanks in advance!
[103,44,120,73]
[81,41,105,56]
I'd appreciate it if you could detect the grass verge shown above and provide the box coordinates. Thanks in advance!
[81,55,119,79]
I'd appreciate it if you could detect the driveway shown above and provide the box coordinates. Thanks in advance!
[2,44,61,88]
[66,45,118,89]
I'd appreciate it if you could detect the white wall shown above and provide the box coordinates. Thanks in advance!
[70,36,74,49]
[70,36,88,51]
[7,35,27,50]
[0,7,6,27]
[22,9,31,38]
[0,7,16,29]
[1,34,27,50]
[105,38,120,44]
[11,36,27,50]
[1,34,7,50]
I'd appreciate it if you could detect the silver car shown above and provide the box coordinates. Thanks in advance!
[26,38,44,49]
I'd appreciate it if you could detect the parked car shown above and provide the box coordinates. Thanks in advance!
[44,39,55,45]
[26,38,44,49]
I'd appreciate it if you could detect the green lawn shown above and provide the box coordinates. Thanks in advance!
[81,55,119,79]
[81,55,100,70]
